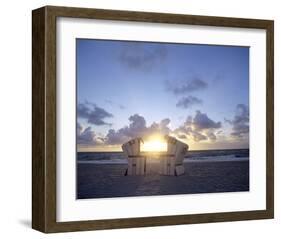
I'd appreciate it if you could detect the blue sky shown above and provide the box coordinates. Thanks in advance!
[76,39,249,151]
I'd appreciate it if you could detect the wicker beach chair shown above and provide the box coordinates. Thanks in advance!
[159,136,188,176]
[122,138,146,176]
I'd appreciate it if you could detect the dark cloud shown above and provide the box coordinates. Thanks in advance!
[105,114,171,145]
[105,114,147,145]
[192,131,208,142]
[106,129,130,145]
[77,122,104,145]
[192,111,222,130]
[231,125,249,137]
[174,111,221,142]
[166,78,208,95]
[226,104,249,138]
[176,96,202,109]
[119,44,167,71]
[77,102,113,126]
[128,114,146,132]
[77,122,83,135]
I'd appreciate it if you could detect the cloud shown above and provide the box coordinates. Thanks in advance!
[119,43,167,71]
[226,104,249,138]
[128,114,146,130]
[176,96,202,109]
[192,111,222,130]
[77,122,105,145]
[149,118,171,136]
[166,78,208,95]
[77,122,83,135]
[192,131,208,141]
[206,131,217,141]
[105,114,172,145]
[106,129,130,145]
[77,109,235,148]
[174,111,222,142]
[77,102,113,126]
[77,110,223,147]
[105,114,147,145]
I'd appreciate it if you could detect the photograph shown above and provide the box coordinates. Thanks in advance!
[31,5,273,232]
[76,39,250,199]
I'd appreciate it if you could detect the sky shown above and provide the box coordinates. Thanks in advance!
[76,39,249,152]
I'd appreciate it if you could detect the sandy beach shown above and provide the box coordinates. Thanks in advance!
[77,160,249,199]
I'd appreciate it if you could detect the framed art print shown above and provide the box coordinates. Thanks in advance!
[32,6,274,233]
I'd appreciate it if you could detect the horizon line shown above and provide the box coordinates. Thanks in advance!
[77,147,249,153]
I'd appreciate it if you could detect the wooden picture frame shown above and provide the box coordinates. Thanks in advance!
[32,5,274,233]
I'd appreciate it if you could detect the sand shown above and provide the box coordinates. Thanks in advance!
[77,160,249,199]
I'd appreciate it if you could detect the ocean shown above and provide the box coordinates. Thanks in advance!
[77,148,249,164]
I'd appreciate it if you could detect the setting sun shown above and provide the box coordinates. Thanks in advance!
[141,136,167,152]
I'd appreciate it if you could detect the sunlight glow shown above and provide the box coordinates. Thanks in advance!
[141,136,167,152]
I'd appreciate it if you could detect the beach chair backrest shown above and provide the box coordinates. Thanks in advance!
[129,138,140,156]
[121,143,130,157]
[175,140,188,164]
[122,138,143,156]
[166,136,177,155]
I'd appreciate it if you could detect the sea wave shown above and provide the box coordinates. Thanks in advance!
[77,154,249,164]
[78,159,128,164]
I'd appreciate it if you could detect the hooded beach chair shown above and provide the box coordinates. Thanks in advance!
[159,136,188,176]
[122,138,146,175]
